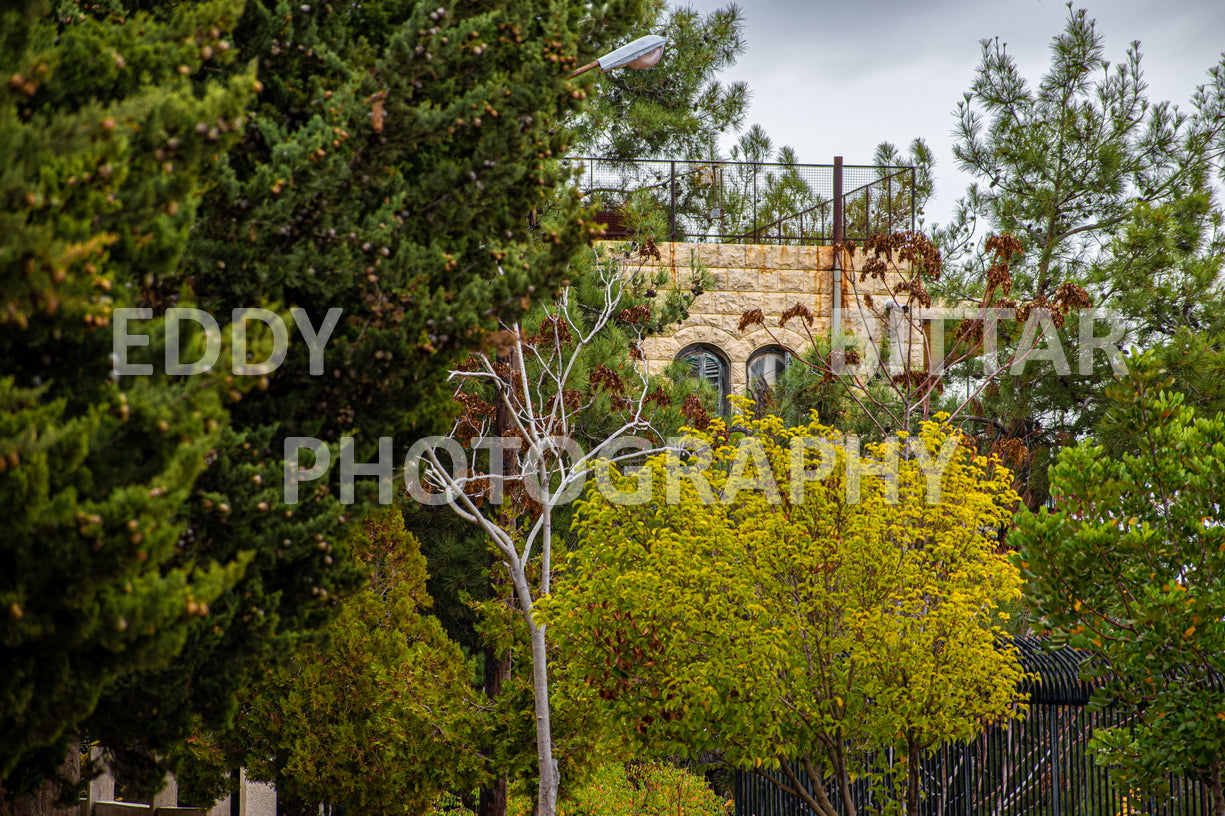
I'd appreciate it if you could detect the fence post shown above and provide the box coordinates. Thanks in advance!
[863,185,869,240]
[753,164,758,241]
[887,172,892,233]
[238,768,277,816]
[669,161,677,242]
[910,167,917,234]
[965,740,972,816]
[1050,705,1061,816]
[832,157,843,342]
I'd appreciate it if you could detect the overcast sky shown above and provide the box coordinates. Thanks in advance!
[674,0,1225,227]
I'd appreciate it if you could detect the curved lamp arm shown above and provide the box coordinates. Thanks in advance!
[569,35,667,78]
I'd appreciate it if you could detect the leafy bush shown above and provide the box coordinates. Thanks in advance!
[426,761,730,816]
[517,761,731,816]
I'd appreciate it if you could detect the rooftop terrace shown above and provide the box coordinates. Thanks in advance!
[571,156,917,246]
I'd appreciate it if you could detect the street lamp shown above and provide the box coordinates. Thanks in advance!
[568,35,667,78]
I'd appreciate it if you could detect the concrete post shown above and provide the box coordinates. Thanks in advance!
[237,770,276,816]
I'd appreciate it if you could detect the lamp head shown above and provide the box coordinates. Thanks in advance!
[596,35,667,72]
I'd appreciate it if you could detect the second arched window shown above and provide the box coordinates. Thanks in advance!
[747,345,791,403]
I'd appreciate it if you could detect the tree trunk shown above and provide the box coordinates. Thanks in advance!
[478,776,507,816]
[477,642,511,816]
[0,737,80,816]
[777,759,838,816]
[828,744,856,816]
[274,789,316,816]
[480,356,516,816]
[905,736,920,816]
[525,615,557,816]
[506,557,557,816]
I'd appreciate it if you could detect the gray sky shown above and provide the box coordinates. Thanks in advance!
[675,0,1225,227]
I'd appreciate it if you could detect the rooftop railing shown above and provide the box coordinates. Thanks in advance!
[569,157,917,246]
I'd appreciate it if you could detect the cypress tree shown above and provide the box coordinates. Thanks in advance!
[0,0,254,799]
[2,0,648,800]
[85,0,647,796]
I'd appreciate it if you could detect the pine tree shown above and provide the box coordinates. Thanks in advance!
[938,6,1225,507]
[571,1,749,160]
[947,7,1225,300]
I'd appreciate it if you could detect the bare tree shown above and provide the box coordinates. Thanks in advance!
[408,251,688,816]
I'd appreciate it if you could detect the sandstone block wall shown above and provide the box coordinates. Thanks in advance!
[616,241,920,396]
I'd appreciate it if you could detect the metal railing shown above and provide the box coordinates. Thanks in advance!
[569,157,916,245]
[734,637,1211,815]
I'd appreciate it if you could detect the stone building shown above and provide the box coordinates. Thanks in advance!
[582,156,924,407]
[625,240,922,408]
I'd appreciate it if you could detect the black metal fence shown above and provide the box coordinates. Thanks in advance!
[734,638,1211,815]
[569,157,916,245]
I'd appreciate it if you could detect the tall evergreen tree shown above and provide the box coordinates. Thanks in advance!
[938,6,1225,506]
[2,0,650,800]
[0,0,254,800]
[571,1,749,160]
[946,7,1225,301]
[91,0,647,795]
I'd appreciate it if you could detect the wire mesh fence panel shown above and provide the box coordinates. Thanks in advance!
[568,158,916,244]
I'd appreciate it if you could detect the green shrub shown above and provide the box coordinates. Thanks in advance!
[427,760,730,816]
[502,761,731,816]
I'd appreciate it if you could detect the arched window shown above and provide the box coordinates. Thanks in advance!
[677,344,729,414]
[747,346,791,398]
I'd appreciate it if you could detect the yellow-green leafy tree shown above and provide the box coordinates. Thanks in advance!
[543,407,1026,816]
